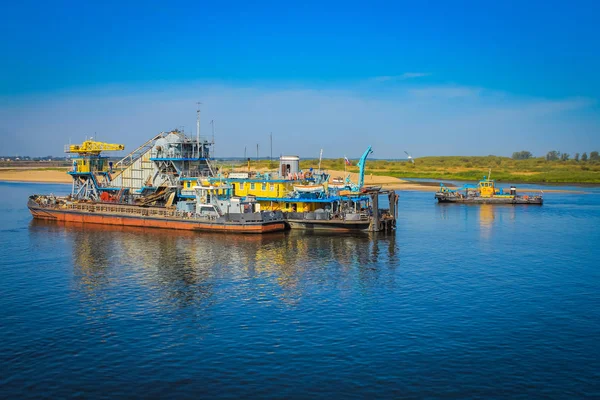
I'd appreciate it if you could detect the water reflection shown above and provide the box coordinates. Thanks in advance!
[479,205,495,239]
[435,203,518,240]
[479,205,517,240]
[29,220,398,309]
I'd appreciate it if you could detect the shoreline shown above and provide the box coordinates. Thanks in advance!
[0,169,591,193]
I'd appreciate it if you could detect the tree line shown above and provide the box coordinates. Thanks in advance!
[512,150,599,162]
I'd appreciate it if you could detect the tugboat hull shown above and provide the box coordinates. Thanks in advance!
[435,194,543,205]
[286,219,371,232]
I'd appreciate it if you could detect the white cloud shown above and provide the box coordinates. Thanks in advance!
[408,85,483,99]
[371,72,431,82]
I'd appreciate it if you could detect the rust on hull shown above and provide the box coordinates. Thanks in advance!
[28,204,285,234]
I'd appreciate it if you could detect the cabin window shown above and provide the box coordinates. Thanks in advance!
[250,183,255,190]
[262,183,267,191]
[239,182,244,190]
[270,184,275,191]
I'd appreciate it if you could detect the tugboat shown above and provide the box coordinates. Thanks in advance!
[217,146,398,232]
[435,173,543,205]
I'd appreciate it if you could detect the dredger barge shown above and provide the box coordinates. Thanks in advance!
[28,129,286,234]
[435,174,543,205]
[28,111,397,233]
[28,193,284,233]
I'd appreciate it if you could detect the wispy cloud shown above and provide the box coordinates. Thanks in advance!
[371,72,431,82]
[408,85,483,99]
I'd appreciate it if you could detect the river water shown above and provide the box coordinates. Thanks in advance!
[1,181,598,398]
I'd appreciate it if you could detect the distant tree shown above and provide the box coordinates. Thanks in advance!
[581,152,588,162]
[574,153,580,162]
[512,150,533,160]
[560,153,570,161]
[546,150,560,161]
[590,151,600,162]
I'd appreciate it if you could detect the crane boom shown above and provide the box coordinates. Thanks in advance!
[356,145,373,189]
[66,140,125,155]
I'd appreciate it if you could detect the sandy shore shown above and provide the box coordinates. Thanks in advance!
[0,167,440,191]
[0,167,584,193]
[0,168,71,184]
[327,169,441,191]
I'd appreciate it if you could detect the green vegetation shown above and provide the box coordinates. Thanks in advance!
[302,155,600,184]
[512,151,533,160]
[222,151,600,184]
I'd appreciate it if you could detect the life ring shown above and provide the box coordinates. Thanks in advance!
[200,196,207,203]
[224,172,229,178]
[524,195,529,200]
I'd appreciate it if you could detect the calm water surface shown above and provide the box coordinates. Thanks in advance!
[0,181,598,398]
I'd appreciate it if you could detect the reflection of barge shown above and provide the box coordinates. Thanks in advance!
[435,174,543,205]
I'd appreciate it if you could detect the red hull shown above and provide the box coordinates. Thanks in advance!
[28,206,285,234]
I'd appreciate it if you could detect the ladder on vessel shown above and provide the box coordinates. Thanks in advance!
[205,158,217,178]
[212,201,224,217]
[112,132,165,177]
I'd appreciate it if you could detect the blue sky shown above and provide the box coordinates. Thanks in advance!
[1,0,599,158]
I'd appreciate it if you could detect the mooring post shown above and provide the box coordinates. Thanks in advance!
[388,190,395,228]
[370,192,380,231]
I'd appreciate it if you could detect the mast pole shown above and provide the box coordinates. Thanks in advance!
[210,119,215,159]
[270,132,272,167]
[196,102,201,158]
[319,149,323,172]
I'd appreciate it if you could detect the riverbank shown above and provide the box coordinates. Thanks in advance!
[0,168,71,184]
[0,167,589,193]
[305,156,600,184]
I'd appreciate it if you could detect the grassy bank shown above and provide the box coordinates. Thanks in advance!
[240,156,600,183]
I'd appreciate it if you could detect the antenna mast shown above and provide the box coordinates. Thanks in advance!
[318,149,323,172]
[270,132,273,167]
[210,119,215,159]
[196,102,201,158]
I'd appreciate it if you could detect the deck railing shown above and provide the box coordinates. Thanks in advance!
[33,200,279,223]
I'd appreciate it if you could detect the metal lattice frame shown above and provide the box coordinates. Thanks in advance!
[71,174,100,201]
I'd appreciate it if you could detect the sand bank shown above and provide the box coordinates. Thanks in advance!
[0,167,584,193]
[0,168,71,184]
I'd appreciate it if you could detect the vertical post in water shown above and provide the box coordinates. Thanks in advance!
[370,192,380,232]
[388,191,396,231]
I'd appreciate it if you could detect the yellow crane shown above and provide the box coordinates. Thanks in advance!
[66,140,125,155]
